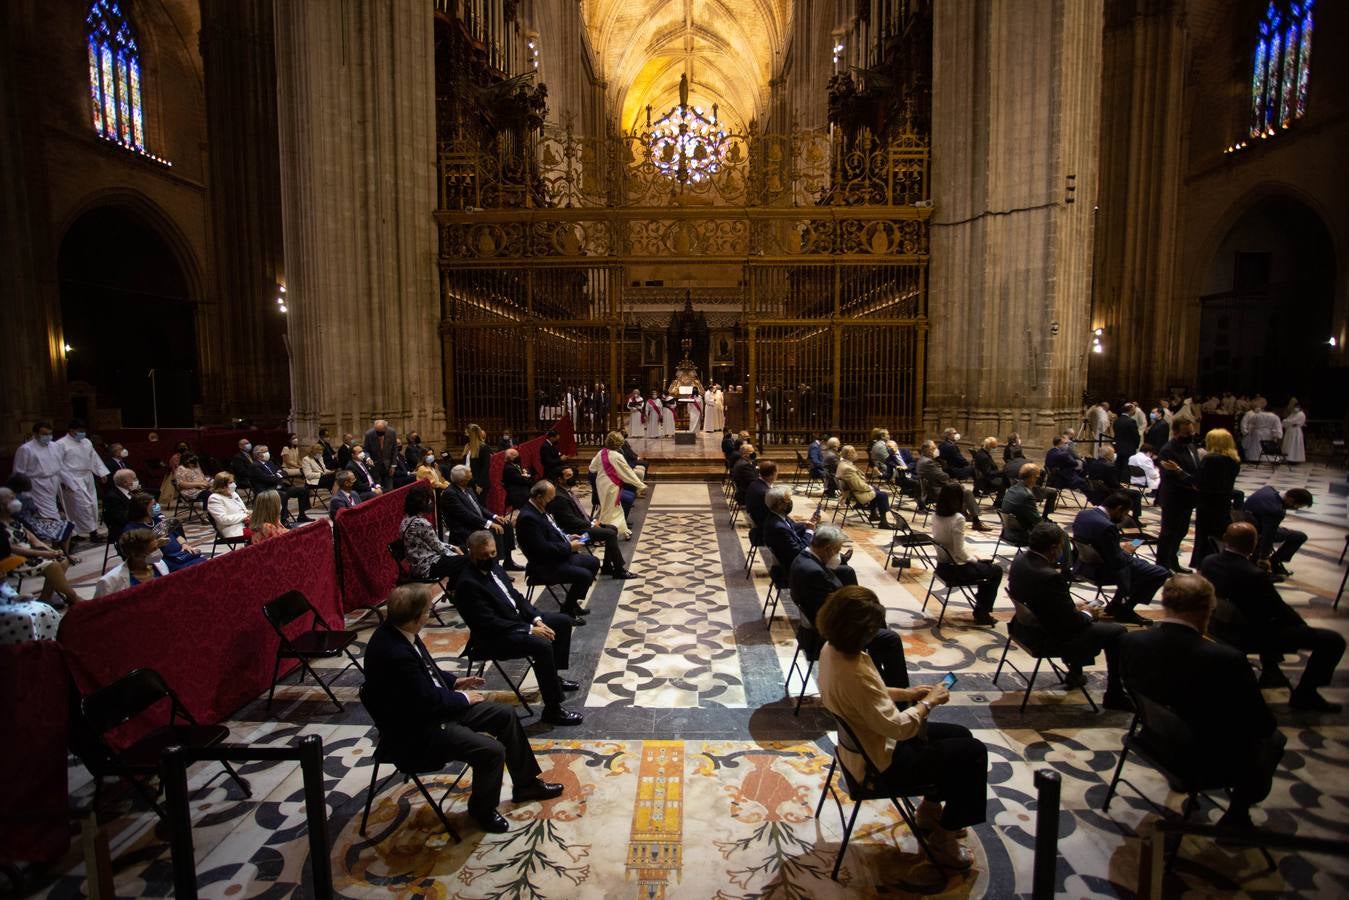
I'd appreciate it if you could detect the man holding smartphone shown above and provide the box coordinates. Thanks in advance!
[1071,492,1170,626]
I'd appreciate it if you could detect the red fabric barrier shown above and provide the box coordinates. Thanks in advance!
[0,641,70,862]
[487,451,507,516]
[515,435,547,486]
[334,481,423,613]
[554,414,578,456]
[58,519,342,738]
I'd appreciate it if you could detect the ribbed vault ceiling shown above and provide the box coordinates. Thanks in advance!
[582,0,792,133]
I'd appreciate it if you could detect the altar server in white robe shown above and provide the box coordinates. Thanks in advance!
[55,422,109,537]
[12,422,64,520]
[588,431,647,539]
[1281,400,1306,464]
[660,395,676,437]
[644,395,665,439]
[1240,400,1283,462]
[703,387,718,431]
[688,393,702,433]
[626,390,645,436]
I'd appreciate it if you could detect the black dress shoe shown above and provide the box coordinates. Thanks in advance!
[1257,668,1292,689]
[1170,565,1193,575]
[1102,691,1136,713]
[512,780,564,804]
[1104,604,1151,626]
[559,678,581,692]
[839,548,854,565]
[541,706,583,725]
[609,568,641,579]
[1063,669,1088,690]
[503,561,526,572]
[472,809,510,833]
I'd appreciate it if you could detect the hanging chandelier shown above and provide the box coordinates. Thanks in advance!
[647,74,727,185]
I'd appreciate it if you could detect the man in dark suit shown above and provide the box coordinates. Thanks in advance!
[743,460,777,544]
[1144,411,1170,468]
[1120,574,1286,830]
[789,525,907,687]
[439,466,523,569]
[344,449,383,501]
[229,438,254,486]
[336,433,355,469]
[999,463,1055,546]
[937,428,975,479]
[548,468,635,579]
[721,429,737,471]
[1071,492,1168,625]
[318,428,338,470]
[730,443,757,504]
[249,445,313,521]
[516,481,600,619]
[362,419,398,489]
[539,430,565,480]
[455,531,583,725]
[1007,523,1132,710]
[762,486,820,570]
[104,443,131,473]
[1082,448,1142,518]
[1156,416,1200,572]
[1044,435,1087,491]
[327,470,360,518]
[1200,522,1342,712]
[102,469,138,542]
[501,450,533,510]
[361,583,563,833]
[1113,405,1141,478]
[1242,486,1312,576]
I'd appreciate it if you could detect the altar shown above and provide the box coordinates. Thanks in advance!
[668,340,705,440]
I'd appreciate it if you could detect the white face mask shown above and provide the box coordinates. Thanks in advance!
[425,455,435,465]
[228,482,237,493]
[952,433,961,442]
[128,481,141,492]
[146,549,164,565]
[261,451,271,461]
[243,443,252,452]
[6,499,22,515]
[119,448,129,458]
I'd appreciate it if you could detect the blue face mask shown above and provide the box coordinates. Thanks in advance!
[73,431,86,441]
[37,434,52,445]
[151,503,162,516]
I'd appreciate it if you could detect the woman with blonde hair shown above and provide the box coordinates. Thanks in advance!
[1191,427,1242,568]
[588,431,647,539]
[249,490,286,544]
[300,442,332,489]
[206,471,250,539]
[280,433,303,478]
[463,424,492,495]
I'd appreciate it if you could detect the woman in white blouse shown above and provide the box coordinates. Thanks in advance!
[818,585,987,870]
[929,483,1003,625]
[206,471,250,538]
[95,529,170,597]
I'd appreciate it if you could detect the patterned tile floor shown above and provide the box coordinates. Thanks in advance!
[22,464,1349,898]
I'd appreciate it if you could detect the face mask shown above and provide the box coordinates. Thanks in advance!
[73,431,86,441]
[261,451,271,461]
[952,433,961,442]
[290,440,299,447]
[146,550,164,565]
[355,453,365,462]
[474,556,494,572]
[151,503,162,516]
[6,499,22,515]
[1149,412,1159,421]
[243,443,253,452]
[129,481,141,492]
[119,448,129,458]
[228,482,237,493]
[785,502,794,515]
[565,476,578,487]
[425,455,435,465]
[37,435,51,445]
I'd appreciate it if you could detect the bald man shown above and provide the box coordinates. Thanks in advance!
[362,419,398,490]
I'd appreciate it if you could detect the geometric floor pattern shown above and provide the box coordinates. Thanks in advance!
[24,463,1349,898]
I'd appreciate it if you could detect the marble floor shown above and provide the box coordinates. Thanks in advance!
[23,462,1349,898]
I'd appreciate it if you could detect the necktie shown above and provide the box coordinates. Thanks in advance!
[415,640,446,692]
[545,511,569,541]
[489,570,521,614]
[465,489,483,517]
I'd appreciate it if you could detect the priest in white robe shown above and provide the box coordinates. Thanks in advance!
[660,396,676,437]
[1240,402,1283,461]
[12,424,64,520]
[644,396,665,439]
[56,423,109,537]
[687,393,702,433]
[1281,401,1306,463]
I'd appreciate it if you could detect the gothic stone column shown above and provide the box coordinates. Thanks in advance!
[927,0,1104,446]
[273,0,443,441]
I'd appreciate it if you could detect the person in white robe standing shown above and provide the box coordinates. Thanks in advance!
[703,386,718,432]
[12,422,64,521]
[55,421,109,539]
[660,395,676,437]
[1281,400,1306,464]
[588,432,647,538]
[644,395,665,439]
[1240,400,1283,461]
[687,393,702,433]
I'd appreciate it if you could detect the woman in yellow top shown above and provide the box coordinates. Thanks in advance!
[818,586,988,870]
[414,449,450,489]
[834,445,892,528]
[587,431,647,539]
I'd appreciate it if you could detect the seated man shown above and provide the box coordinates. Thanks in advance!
[789,525,907,687]
[455,530,583,725]
[916,441,987,529]
[868,428,893,479]
[999,464,1058,546]
[516,480,601,620]
[249,445,313,521]
[439,465,523,570]
[731,443,758,505]
[539,429,565,480]
[502,449,533,510]
[1007,523,1132,710]
[1200,522,1342,712]
[820,436,841,497]
[743,459,778,544]
[1127,443,1161,494]
[836,445,892,528]
[102,468,139,541]
[1071,492,1169,625]
[937,428,975,480]
[328,470,360,518]
[762,485,821,570]
[807,434,825,478]
[1242,486,1312,577]
[1083,447,1141,519]
[344,448,383,500]
[1120,574,1286,830]
[1044,435,1087,491]
[361,584,564,833]
[972,437,1008,505]
[547,468,636,579]
[885,440,921,497]
[229,438,254,487]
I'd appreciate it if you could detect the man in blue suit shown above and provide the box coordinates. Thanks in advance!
[1071,492,1169,626]
[515,481,600,620]
[1242,486,1312,576]
[361,584,564,833]
[456,530,583,726]
[762,485,820,570]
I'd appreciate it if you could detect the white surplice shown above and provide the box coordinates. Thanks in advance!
[12,438,64,519]
[55,434,109,534]
[1241,410,1283,460]
[1281,409,1306,463]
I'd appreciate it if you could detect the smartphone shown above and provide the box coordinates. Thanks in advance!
[941,672,957,689]
[1130,538,1144,547]
[578,533,591,545]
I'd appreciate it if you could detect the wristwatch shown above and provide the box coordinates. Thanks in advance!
[917,700,932,715]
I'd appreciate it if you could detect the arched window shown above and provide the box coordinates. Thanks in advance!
[86,0,144,151]
[1251,0,1313,138]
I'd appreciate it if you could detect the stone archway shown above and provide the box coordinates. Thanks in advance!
[1196,192,1337,410]
[57,204,200,427]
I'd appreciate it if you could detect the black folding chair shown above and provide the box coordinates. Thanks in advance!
[73,667,251,820]
[207,510,249,556]
[1256,439,1283,469]
[785,619,822,715]
[814,711,945,879]
[884,513,937,571]
[388,538,451,626]
[357,684,467,843]
[262,590,363,711]
[1103,689,1276,873]
[761,561,790,624]
[170,480,207,525]
[448,594,538,716]
[990,510,1029,563]
[992,598,1099,713]
[1068,538,1115,607]
[1126,465,1155,506]
[921,558,993,629]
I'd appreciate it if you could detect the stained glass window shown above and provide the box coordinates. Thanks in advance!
[86,0,144,151]
[1250,1,1313,138]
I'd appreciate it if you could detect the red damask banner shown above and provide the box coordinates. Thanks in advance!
[334,480,424,613]
[0,640,70,862]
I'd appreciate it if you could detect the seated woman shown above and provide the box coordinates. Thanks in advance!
[835,445,891,528]
[300,443,334,491]
[0,486,80,606]
[930,483,1004,626]
[818,585,988,870]
[95,529,169,597]
[414,449,450,489]
[173,453,212,503]
[120,491,206,571]
[6,473,77,560]
[400,485,466,581]
[588,431,647,540]
[249,490,287,544]
[206,471,250,539]
[280,433,304,479]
